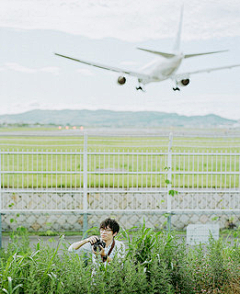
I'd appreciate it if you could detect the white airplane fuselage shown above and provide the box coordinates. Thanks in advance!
[139,54,184,84]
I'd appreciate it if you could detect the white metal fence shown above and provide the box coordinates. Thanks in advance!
[1,133,240,215]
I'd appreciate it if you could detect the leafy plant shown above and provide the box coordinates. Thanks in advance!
[2,277,23,294]
[1,224,240,293]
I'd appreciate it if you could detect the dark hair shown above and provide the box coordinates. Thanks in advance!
[100,218,120,234]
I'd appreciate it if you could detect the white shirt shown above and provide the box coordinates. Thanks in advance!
[68,238,125,264]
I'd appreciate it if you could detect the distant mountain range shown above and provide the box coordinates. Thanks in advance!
[0,109,237,127]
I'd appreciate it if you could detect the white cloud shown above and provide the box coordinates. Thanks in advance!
[76,68,94,76]
[3,63,60,75]
[6,63,36,73]
[1,0,240,42]
[0,101,40,115]
[40,67,60,75]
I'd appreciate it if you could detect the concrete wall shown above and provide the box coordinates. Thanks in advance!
[2,191,240,231]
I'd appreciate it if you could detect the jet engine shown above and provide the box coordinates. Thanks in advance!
[117,76,126,85]
[176,78,190,87]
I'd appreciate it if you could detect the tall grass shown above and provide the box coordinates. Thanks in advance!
[1,224,240,293]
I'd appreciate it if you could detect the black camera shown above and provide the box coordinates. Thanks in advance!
[92,238,106,252]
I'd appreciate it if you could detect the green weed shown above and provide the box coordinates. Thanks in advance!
[1,224,240,293]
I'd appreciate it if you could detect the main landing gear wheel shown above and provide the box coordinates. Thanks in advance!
[136,86,146,92]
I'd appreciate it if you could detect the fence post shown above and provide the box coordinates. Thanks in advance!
[167,133,173,232]
[83,132,88,236]
[0,151,2,248]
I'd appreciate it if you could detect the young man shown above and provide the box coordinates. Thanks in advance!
[68,218,125,264]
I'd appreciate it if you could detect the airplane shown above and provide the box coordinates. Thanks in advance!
[55,6,240,92]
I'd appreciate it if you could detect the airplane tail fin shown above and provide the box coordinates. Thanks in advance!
[172,4,184,53]
[137,5,184,58]
[137,5,228,60]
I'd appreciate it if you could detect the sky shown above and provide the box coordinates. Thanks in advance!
[1,0,240,120]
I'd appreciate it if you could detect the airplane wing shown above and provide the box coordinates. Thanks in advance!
[55,53,155,80]
[173,63,240,79]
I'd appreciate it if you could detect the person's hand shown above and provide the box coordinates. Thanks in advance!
[92,244,105,256]
[87,236,99,245]
[99,245,105,257]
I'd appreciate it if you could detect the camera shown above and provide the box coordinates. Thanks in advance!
[92,238,106,252]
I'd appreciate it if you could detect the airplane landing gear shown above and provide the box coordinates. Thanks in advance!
[136,85,146,92]
[136,78,146,92]
[173,87,180,91]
